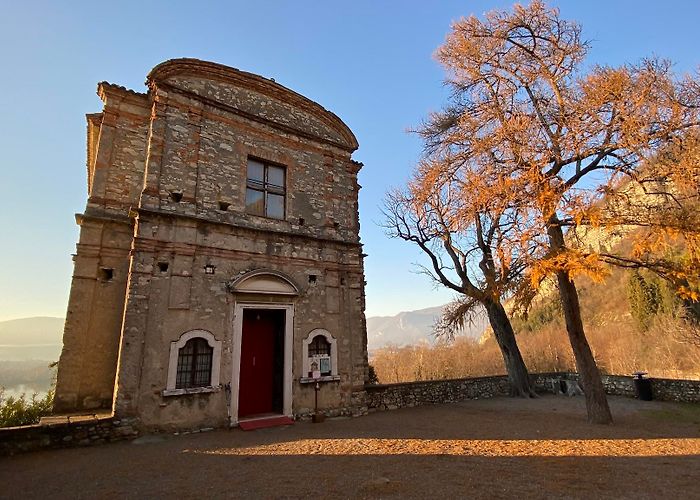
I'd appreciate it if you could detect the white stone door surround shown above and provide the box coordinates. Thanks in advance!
[231,302,294,424]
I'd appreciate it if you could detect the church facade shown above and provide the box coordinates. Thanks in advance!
[54,59,369,430]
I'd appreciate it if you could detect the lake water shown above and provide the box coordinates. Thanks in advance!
[0,384,50,400]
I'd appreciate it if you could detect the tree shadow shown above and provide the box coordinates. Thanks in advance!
[2,395,699,499]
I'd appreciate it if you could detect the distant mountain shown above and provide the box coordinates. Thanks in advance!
[0,310,489,360]
[367,305,488,350]
[0,317,64,361]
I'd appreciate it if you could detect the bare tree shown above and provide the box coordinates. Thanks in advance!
[384,166,540,397]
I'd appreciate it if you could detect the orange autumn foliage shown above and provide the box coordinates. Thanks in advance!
[410,0,700,423]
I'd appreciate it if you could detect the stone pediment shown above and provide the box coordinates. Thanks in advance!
[228,270,299,296]
[147,58,358,152]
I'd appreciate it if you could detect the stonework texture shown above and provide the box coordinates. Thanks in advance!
[365,372,700,411]
[54,59,369,431]
[0,415,138,456]
[7,371,696,456]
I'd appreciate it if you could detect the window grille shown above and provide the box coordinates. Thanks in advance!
[308,335,331,357]
[176,337,213,389]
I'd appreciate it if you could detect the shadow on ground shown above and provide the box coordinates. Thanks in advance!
[2,396,699,499]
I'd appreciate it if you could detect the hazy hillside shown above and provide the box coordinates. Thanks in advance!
[372,263,700,384]
[367,305,488,350]
[0,317,64,361]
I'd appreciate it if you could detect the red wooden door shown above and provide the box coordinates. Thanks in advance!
[238,311,276,417]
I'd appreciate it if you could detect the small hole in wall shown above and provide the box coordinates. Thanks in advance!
[333,222,340,229]
[340,277,346,286]
[170,191,183,202]
[308,274,317,284]
[218,201,230,211]
[157,262,169,273]
[99,268,114,281]
[298,217,305,226]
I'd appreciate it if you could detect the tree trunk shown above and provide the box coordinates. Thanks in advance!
[483,298,537,398]
[548,223,613,424]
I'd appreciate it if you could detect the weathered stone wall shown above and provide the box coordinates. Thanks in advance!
[54,84,151,412]
[366,376,512,410]
[365,372,700,411]
[0,415,138,457]
[556,372,700,403]
[55,59,368,428]
[109,59,368,430]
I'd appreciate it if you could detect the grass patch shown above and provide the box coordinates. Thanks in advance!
[643,402,700,424]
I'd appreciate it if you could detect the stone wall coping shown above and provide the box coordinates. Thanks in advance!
[0,415,114,434]
[365,372,700,392]
[365,374,511,391]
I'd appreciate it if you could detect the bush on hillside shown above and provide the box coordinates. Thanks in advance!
[626,270,683,330]
[0,388,54,428]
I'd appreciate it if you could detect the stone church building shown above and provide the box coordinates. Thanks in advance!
[54,59,369,430]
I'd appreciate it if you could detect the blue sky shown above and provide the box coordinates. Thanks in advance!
[0,1,698,321]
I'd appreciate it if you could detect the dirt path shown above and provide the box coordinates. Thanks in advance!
[2,395,699,499]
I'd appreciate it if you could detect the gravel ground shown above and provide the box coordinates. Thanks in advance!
[2,395,699,499]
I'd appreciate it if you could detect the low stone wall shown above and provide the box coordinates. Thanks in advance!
[366,372,700,412]
[3,373,698,456]
[0,414,138,456]
[643,377,700,402]
[366,375,512,411]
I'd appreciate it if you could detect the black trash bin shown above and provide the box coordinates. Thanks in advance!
[633,372,653,401]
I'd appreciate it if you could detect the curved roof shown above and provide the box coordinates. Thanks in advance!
[147,58,358,152]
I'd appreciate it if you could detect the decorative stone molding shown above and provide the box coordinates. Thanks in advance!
[228,269,299,295]
[165,329,222,394]
[301,328,338,381]
[231,302,295,424]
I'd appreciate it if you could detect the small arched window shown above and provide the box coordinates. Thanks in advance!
[176,337,213,389]
[308,335,331,357]
[302,329,338,381]
[308,335,331,376]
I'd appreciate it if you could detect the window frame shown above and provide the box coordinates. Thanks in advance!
[164,330,222,396]
[175,337,213,389]
[245,157,287,220]
[301,329,339,383]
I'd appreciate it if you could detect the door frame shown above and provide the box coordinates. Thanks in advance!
[231,302,294,424]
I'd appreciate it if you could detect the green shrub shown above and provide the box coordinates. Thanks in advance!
[626,270,684,331]
[0,388,54,427]
[627,271,661,330]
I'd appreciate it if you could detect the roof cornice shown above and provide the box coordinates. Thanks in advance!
[96,82,148,104]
